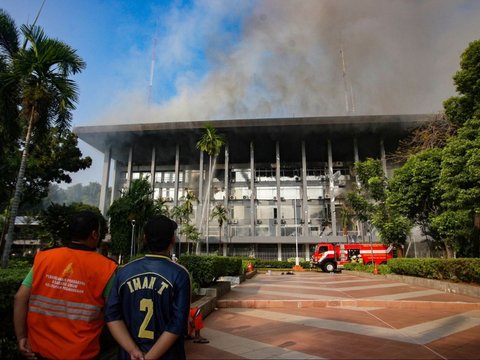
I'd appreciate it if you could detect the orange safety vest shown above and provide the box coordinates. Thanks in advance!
[27,246,117,359]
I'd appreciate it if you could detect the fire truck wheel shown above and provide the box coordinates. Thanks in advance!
[322,261,337,273]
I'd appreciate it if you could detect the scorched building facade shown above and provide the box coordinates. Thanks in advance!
[74,115,429,260]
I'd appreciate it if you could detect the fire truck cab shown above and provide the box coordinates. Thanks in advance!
[311,242,394,272]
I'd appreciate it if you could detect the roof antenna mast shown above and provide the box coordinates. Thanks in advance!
[340,44,355,114]
[22,0,47,48]
[148,19,159,105]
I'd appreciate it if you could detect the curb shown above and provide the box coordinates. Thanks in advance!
[347,270,480,299]
[215,299,480,311]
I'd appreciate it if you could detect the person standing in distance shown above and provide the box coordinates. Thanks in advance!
[105,215,191,360]
[14,210,118,360]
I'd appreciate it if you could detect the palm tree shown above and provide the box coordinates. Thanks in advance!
[196,124,224,253]
[179,223,200,255]
[0,18,85,268]
[171,189,196,255]
[210,203,229,255]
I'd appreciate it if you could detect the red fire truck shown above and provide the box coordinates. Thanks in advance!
[311,242,394,272]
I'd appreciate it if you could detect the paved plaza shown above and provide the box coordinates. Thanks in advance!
[185,271,480,359]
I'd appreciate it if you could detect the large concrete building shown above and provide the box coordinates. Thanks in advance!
[74,114,429,260]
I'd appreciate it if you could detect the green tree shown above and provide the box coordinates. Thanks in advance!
[347,158,385,221]
[443,40,480,127]
[387,148,445,254]
[347,158,410,254]
[196,124,225,253]
[210,203,229,253]
[0,16,85,268]
[179,223,200,255]
[429,39,480,258]
[153,197,170,217]
[39,203,106,247]
[372,204,411,258]
[107,178,159,260]
[171,190,197,255]
[435,118,480,257]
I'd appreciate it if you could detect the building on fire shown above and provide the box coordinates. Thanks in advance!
[74,114,430,260]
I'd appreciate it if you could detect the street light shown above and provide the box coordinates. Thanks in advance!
[294,198,299,266]
[367,220,374,264]
[130,220,136,258]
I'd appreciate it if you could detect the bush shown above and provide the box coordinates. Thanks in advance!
[178,255,243,288]
[243,258,312,270]
[0,262,30,360]
[343,262,392,274]
[387,258,480,284]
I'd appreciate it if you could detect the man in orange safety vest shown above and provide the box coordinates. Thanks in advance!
[13,210,117,359]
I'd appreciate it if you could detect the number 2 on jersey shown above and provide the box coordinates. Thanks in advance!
[138,298,154,339]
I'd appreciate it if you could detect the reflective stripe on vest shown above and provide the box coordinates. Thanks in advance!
[29,294,101,322]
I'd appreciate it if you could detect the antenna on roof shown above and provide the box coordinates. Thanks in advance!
[340,45,355,114]
[148,19,159,105]
[22,0,47,49]
[32,0,47,26]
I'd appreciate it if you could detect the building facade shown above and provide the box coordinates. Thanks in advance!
[74,115,429,260]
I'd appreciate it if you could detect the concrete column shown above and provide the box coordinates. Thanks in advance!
[174,144,180,206]
[275,141,281,236]
[301,141,308,236]
[353,138,360,163]
[277,243,282,261]
[380,138,387,176]
[99,147,111,215]
[110,159,118,205]
[354,137,363,241]
[126,146,133,189]
[224,144,229,207]
[250,141,255,236]
[197,151,204,230]
[305,243,310,261]
[224,145,229,249]
[353,137,360,186]
[328,139,337,236]
[150,147,156,197]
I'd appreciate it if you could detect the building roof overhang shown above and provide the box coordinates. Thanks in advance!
[74,114,432,155]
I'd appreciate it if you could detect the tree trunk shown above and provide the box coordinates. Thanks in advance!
[1,111,34,268]
[197,155,217,254]
[444,240,454,258]
[219,225,222,255]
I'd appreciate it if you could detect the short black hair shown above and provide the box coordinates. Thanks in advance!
[69,211,100,242]
[143,215,178,252]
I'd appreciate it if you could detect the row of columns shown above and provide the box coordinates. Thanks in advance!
[99,138,388,238]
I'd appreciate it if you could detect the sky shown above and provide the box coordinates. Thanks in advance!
[2,0,480,187]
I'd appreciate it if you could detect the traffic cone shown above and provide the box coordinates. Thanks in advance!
[247,262,253,272]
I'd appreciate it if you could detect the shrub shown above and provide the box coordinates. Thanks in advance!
[387,258,480,284]
[0,263,30,360]
[343,262,392,274]
[178,255,243,288]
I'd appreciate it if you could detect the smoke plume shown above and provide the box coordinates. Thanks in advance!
[96,0,480,124]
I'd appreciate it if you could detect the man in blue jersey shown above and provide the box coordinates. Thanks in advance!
[105,215,191,360]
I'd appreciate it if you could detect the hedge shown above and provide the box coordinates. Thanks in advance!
[178,255,243,288]
[387,258,480,284]
[0,261,30,360]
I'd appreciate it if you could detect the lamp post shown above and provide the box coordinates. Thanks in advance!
[367,220,374,264]
[294,199,299,266]
[130,220,136,259]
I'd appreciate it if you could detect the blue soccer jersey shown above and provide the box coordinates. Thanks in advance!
[105,255,191,359]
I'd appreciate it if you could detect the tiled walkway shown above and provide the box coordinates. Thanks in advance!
[185,271,480,359]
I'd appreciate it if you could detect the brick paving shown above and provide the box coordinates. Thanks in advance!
[185,271,480,359]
